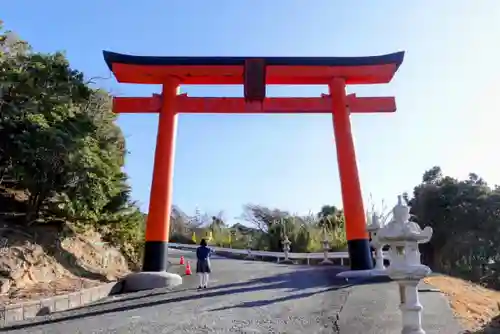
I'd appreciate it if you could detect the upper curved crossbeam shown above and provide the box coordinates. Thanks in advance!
[103,51,405,85]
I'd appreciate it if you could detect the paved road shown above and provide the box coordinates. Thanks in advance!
[0,250,463,333]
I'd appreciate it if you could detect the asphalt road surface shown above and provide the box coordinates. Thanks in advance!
[1,249,351,333]
[0,249,462,334]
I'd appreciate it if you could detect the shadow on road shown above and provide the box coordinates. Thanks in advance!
[68,263,343,311]
[0,263,389,332]
[204,265,345,292]
[206,285,344,312]
[205,267,392,312]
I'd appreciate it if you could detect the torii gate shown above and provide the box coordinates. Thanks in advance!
[104,51,404,272]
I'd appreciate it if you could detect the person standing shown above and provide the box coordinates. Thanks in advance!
[196,239,212,289]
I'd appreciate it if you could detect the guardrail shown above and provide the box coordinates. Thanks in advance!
[168,243,391,266]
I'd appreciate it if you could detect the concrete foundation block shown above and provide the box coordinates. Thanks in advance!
[122,272,183,293]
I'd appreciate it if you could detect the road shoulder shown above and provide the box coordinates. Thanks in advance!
[338,280,464,334]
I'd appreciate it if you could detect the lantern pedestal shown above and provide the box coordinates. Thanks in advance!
[279,236,294,264]
[319,233,333,265]
[375,195,433,334]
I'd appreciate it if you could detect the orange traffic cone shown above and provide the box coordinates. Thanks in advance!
[180,256,184,265]
[185,261,192,275]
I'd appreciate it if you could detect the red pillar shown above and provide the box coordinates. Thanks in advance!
[142,78,179,272]
[329,77,372,270]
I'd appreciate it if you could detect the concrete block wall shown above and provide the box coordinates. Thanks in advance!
[0,281,122,328]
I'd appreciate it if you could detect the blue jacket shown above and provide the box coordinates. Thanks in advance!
[196,246,212,261]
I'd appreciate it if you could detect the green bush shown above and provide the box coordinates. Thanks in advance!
[170,233,196,245]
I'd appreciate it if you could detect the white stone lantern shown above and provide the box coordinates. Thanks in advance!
[319,226,333,265]
[282,235,291,262]
[375,195,433,334]
[367,213,385,272]
[245,236,254,260]
[278,219,293,264]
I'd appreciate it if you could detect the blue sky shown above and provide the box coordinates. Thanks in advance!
[3,1,500,225]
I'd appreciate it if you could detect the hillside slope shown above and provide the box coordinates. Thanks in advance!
[0,219,130,305]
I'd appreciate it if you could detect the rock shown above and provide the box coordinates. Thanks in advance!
[28,264,58,283]
[0,278,11,294]
[0,253,25,280]
[105,273,116,282]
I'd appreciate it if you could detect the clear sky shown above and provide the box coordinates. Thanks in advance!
[3,1,500,224]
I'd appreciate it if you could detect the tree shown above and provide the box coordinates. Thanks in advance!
[241,204,289,233]
[210,211,226,230]
[0,22,146,268]
[317,205,345,230]
[170,205,191,236]
[408,167,500,285]
[240,204,347,252]
[0,31,97,222]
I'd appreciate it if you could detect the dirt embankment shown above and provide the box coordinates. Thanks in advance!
[425,275,500,333]
[0,220,130,305]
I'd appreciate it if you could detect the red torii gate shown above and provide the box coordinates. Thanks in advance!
[104,51,405,272]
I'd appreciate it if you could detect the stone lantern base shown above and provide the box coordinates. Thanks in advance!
[244,253,255,260]
[278,258,295,264]
[336,268,388,279]
[319,258,333,265]
[244,248,255,260]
